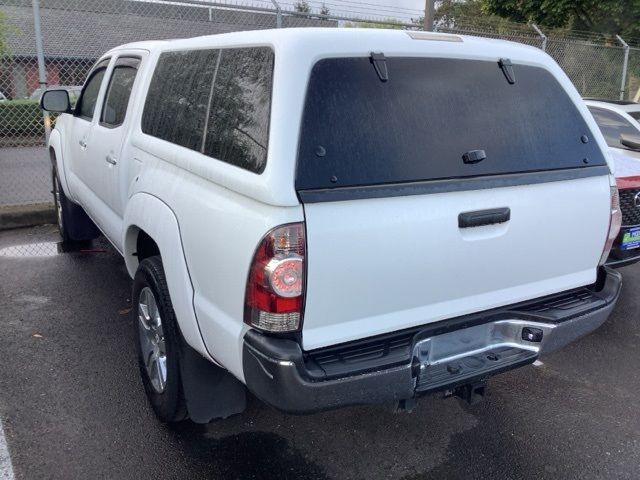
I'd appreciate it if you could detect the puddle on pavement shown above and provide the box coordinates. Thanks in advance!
[172,429,329,480]
[0,241,102,258]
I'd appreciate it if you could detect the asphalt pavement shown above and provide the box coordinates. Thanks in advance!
[1,225,640,479]
[0,147,51,207]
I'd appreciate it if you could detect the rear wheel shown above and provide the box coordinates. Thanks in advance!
[133,256,188,423]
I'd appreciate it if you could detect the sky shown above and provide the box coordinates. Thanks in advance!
[377,0,424,10]
[267,0,428,22]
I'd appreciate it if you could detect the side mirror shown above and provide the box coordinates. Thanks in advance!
[620,133,640,151]
[40,89,71,113]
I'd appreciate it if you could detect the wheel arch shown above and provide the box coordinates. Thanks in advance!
[123,193,212,361]
[48,129,72,198]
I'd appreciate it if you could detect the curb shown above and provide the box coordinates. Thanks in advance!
[0,203,56,231]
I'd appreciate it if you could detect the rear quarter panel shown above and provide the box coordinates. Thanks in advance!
[127,137,303,381]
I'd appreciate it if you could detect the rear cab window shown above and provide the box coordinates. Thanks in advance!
[296,56,608,195]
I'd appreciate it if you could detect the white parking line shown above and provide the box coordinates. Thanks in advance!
[0,418,15,480]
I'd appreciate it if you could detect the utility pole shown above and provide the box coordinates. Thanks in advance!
[423,0,435,31]
[32,0,47,92]
[32,0,51,141]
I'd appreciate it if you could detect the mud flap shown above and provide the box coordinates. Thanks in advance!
[179,339,247,424]
[64,200,101,241]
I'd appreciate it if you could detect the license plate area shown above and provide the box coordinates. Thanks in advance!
[621,226,640,251]
[416,346,536,392]
[414,320,543,393]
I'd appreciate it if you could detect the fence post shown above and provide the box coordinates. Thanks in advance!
[616,35,630,100]
[423,0,435,31]
[31,0,50,140]
[270,0,282,28]
[531,24,547,51]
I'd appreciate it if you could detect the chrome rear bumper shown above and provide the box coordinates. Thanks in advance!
[243,267,621,414]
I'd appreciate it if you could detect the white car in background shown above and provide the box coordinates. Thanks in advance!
[584,99,640,159]
[585,99,640,267]
[585,98,640,120]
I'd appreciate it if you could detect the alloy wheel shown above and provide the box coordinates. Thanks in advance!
[137,287,168,394]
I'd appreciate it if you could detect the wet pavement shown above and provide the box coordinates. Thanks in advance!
[0,147,50,207]
[1,225,640,479]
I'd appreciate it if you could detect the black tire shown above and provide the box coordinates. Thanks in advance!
[133,256,188,423]
[51,166,100,242]
[52,167,73,243]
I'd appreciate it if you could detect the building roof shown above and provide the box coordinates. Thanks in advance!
[2,0,334,59]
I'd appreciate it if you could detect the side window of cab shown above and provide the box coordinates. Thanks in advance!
[75,58,110,121]
[100,57,141,128]
[141,47,274,174]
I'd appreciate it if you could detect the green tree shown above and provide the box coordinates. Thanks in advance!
[412,0,505,29]
[345,18,406,29]
[0,11,9,59]
[435,0,484,25]
[294,1,311,13]
[482,0,640,37]
[320,3,330,16]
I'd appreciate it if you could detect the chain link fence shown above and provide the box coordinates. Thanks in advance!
[0,0,339,211]
[1,0,639,211]
[546,35,628,100]
[437,19,545,48]
[626,48,640,102]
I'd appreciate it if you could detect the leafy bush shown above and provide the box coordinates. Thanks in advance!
[0,100,45,137]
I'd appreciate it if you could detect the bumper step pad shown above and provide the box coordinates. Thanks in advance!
[415,346,537,393]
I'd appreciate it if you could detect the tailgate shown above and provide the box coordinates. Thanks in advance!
[295,55,611,350]
[301,177,610,349]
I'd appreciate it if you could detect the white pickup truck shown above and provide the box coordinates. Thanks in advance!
[41,28,622,423]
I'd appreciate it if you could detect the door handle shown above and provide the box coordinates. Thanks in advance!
[458,207,510,228]
[105,154,117,165]
[79,139,87,148]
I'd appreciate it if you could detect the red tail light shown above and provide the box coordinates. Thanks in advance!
[599,186,622,265]
[244,223,305,332]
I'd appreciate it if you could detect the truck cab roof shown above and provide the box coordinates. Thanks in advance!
[105,27,554,70]
[101,28,610,207]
